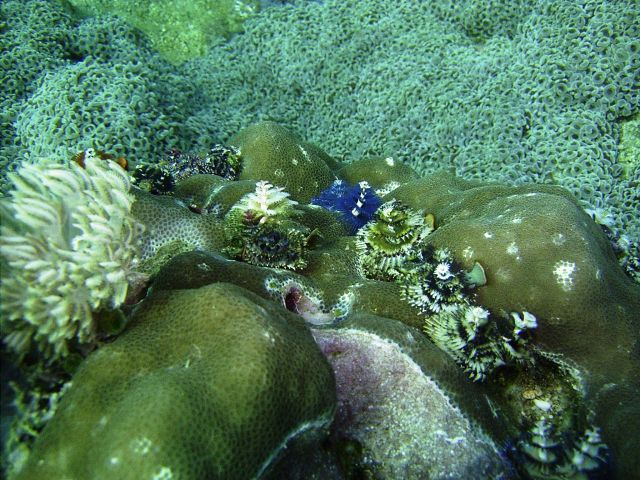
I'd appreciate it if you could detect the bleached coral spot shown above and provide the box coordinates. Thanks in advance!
[196,262,211,272]
[552,233,566,246]
[506,242,519,256]
[385,156,395,166]
[132,437,153,455]
[483,231,493,239]
[298,144,310,162]
[262,330,276,345]
[533,398,552,412]
[153,466,173,480]
[553,261,577,291]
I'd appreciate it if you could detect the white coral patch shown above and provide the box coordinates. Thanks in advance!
[552,233,566,246]
[132,437,153,455]
[533,399,552,412]
[506,242,519,257]
[298,144,310,162]
[462,246,474,260]
[152,466,173,480]
[553,261,577,291]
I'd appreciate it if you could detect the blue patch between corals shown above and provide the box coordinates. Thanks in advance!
[311,180,382,234]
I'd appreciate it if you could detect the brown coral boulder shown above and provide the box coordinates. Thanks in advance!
[391,172,640,478]
[14,283,336,480]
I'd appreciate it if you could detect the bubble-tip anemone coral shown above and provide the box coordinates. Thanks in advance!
[0,154,143,360]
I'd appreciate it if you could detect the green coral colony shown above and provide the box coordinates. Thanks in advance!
[1,121,639,479]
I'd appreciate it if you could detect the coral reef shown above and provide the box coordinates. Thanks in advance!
[0,0,77,189]
[2,123,638,479]
[4,0,638,251]
[184,0,640,244]
[0,0,220,192]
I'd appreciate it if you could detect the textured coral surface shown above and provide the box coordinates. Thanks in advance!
[64,0,260,64]
[1,0,640,478]
[2,0,638,242]
[12,283,335,480]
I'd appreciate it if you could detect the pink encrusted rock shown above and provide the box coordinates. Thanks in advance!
[312,325,513,480]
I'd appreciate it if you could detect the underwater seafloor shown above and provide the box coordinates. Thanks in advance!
[0,0,639,479]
